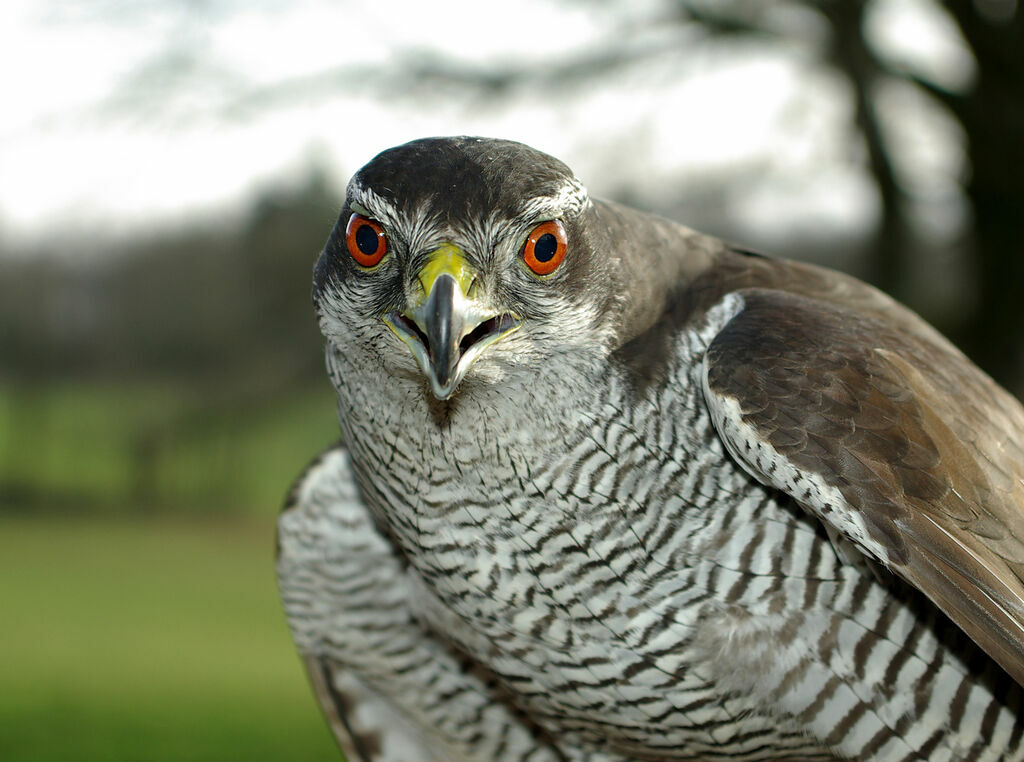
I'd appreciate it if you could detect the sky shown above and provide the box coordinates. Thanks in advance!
[0,0,971,253]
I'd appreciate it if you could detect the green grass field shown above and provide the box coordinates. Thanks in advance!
[0,381,340,514]
[0,514,341,762]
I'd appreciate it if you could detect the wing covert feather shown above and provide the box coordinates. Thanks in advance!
[702,288,1024,687]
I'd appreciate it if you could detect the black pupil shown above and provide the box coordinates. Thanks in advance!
[533,233,558,262]
[355,224,379,255]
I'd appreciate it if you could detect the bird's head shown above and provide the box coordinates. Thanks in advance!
[313,136,625,402]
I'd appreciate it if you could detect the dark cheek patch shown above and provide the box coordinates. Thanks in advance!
[313,224,404,320]
[556,222,602,302]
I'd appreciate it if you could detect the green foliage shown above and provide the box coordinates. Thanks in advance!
[0,515,341,762]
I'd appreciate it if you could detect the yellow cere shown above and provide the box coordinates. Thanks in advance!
[415,243,476,302]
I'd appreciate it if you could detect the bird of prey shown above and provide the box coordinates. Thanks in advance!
[277,136,1024,761]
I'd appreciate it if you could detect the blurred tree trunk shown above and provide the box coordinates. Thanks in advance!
[940,2,1024,389]
[688,0,914,300]
[820,0,910,302]
[701,0,1024,389]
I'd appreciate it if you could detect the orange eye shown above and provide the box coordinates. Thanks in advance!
[522,220,567,276]
[345,213,387,268]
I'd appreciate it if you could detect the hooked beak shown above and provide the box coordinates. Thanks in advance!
[383,244,520,400]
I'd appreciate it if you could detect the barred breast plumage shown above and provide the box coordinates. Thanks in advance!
[278,136,1024,761]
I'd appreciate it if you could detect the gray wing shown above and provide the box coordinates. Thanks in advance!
[700,288,1024,688]
[276,445,567,762]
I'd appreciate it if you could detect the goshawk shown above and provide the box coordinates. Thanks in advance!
[278,137,1024,761]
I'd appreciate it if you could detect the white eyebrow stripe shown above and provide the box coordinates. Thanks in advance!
[346,180,402,227]
[517,176,591,223]
[348,179,450,258]
[351,174,589,224]
[345,174,591,257]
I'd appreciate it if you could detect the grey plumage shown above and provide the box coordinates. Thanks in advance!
[278,136,1024,760]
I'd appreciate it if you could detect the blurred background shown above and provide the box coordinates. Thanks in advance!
[1,0,1022,760]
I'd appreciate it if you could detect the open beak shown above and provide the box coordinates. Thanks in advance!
[383,244,520,400]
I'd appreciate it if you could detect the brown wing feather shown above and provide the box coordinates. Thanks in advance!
[703,287,1024,686]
